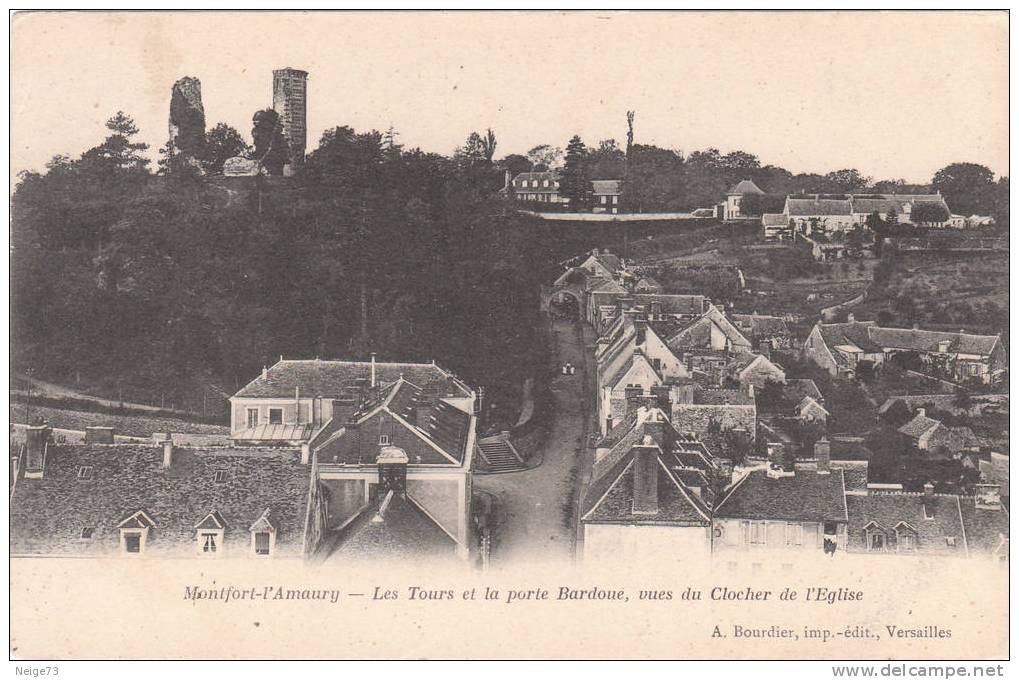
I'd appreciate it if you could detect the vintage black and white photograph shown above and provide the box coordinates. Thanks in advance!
[7,9,1011,664]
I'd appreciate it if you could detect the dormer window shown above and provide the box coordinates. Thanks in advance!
[895,522,917,551]
[543,179,549,187]
[249,508,277,558]
[379,434,391,445]
[946,536,958,548]
[77,465,94,481]
[213,470,228,484]
[863,522,887,551]
[195,511,227,558]
[117,510,155,556]
[80,527,95,540]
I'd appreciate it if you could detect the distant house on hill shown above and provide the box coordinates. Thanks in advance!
[591,180,623,214]
[723,179,765,221]
[510,171,565,204]
[802,320,1007,384]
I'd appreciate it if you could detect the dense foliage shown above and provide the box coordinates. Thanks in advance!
[12,114,556,414]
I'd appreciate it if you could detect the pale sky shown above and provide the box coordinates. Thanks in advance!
[11,11,1009,183]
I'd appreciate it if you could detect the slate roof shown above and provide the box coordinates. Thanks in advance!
[898,413,942,440]
[234,359,472,400]
[762,213,790,226]
[10,444,312,557]
[731,314,791,339]
[815,321,881,352]
[631,294,706,316]
[582,444,711,525]
[590,252,624,274]
[715,468,848,523]
[867,328,1000,356]
[314,379,471,466]
[324,493,457,560]
[694,388,754,406]
[591,180,622,195]
[783,379,823,404]
[958,497,1010,556]
[786,198,854,216]
[845,493,968,556]
[728,179,765,195]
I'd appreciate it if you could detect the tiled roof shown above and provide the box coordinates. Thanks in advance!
[631,294,705,316]
[591,180,622,195]
[816,321,881,352]
[325,493,456,560]
[314,379,471,466]
[728,179,765,195]
[786,198,853,216]
[583,444,710,525]
[845,493,967,556]
[233,359,472,400]
[694,388,754,406]
[783,379,823,404]
[898,413,942,439]
[715,469,848,523]
[958,497,1010,555]
[867,327,999,356]
[10,445,312,556]
[731,314,790,339]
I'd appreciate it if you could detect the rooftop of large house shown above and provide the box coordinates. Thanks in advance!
[731,313,791,339]
[584,415,714,525]
[313,378,472,466]
[715,468,848,523]
[591,179,622,196]
[898,412,943,440]
[321,491,458,560]
[10,444,312,556]
[815,321,1001,357]
[728,179,765,195]
[694,388,755,406]
[786,197,854,216]
[233,359,472,400]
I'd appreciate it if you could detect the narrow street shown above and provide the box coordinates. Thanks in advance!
[474,316,595,570]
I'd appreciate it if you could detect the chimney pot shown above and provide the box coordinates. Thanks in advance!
[262,365,268,380]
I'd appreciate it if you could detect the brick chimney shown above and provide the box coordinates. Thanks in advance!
[916,407,926,418]
[924,482,935,497]
[632,444,659,515]
[162,438,174,468]
[24,424,51,479]
[262,365,268,380]
[815,438,831,474]
[370,352,377,388]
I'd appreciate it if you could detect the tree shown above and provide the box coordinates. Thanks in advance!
[202,123,250,175]
[586,139,625,180]
[560,135,590,210]
[500,154,531,178]
[911,201,950,227]
[824,168,871,193]
[932,162,995,216]
[526,144,562,171]
[623,143,684,212]
[81,111,150,173]
[251,109,290,176]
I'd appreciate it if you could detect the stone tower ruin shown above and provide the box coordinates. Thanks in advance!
[272,67,308,175]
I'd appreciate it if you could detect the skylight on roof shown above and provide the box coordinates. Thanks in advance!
[77,466,94,481]
[213,470,228,484]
